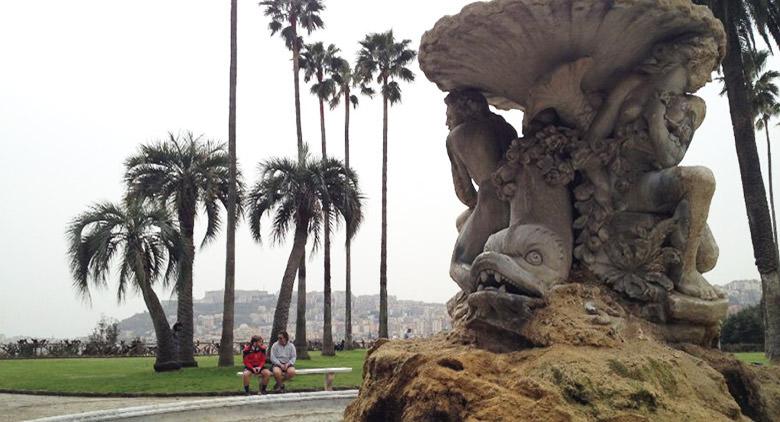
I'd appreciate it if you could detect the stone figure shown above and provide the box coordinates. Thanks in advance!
[420,0,729,348]
[576,35,723,301]
[446,89,517,291]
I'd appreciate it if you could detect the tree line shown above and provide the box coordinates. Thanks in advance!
[64,0,780,371]
[66,0,416,372]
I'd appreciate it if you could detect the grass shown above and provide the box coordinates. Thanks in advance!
[734,352,769,365]
[0,350,366,395]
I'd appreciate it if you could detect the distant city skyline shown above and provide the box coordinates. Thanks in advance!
[117,289,451,343]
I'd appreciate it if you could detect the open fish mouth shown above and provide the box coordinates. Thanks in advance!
[470,251,547,298]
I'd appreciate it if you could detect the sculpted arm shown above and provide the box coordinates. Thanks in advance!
[644,96,686,168]
[585,75,643,144]
[447,132,478,208]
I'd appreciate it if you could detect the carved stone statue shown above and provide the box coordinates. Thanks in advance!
[578,36,723,301]
[421,0,730,348]
[446,89,516,292]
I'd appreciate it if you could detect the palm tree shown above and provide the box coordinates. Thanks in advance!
[356,30,416,338]
[747,50,780,253]
[259,0,324,358]
[259,0,324,163]
[694,0,780,361]
[125,133,232,367]
[67,202,182,372]
[301,41,342,356]
[246,149,363,346]
[330,60,360,349]
[218,0,239,368]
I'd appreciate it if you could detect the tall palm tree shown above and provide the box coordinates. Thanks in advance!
[330,60,360,350]
[301,41,342,356]
[218,0,239,368]
[259,0,324,163]
[259,0,324,357]
[747,50,780,253]
[67,202,182,372]
[694,0,780,361]
[356,30,416,338]
[125,133,232,367]
[246,149,363,345]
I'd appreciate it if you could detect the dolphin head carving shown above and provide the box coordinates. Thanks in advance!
[470,224,570,298]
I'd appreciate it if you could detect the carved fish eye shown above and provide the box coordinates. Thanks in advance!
[526,250,543,266]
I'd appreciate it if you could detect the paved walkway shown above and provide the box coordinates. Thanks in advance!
[0,394,205,421]
[1,392,354,421]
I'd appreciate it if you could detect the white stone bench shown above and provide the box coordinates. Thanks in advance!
[237,367,352,391]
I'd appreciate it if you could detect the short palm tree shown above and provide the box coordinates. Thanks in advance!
[301,41,343,356]
[694,0,780,361]
[259,0,324,163]
[218,0,239,368]
[67,201,182,372]
[246,149,363,347]
[330,60,360,349]
[125,133,233,367]
[356,30,416,338]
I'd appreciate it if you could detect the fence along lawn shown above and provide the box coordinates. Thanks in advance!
[0,350,366,395]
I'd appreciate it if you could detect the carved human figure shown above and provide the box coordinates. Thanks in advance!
[445,89,517,291]
[585,35,723,300]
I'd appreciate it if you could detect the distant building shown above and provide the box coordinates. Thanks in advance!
[118,290,450,342]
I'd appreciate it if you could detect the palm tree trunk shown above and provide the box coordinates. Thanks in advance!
[137,275,180,372]
[271,220,309,345]
[765,119,778,257]
[720,18,780,362]
[177,213,197,367]
[323,216,334,355]
[293,40,304,164]
[294,254,310,359]
[218,0,238,368]
[379,86,389,339]
[289,22,309,359]
[344,91,353,350]
[318,96,335,356]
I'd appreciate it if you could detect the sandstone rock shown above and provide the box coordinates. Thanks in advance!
[346,285,779,421]
[345,337,746,421]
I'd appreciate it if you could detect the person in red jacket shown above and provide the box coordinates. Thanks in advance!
[242,335,271,395]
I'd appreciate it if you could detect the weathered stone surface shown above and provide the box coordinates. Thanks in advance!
[347,286,780,421]
[680,344,780,422]
[429,0,728,345]
[346,338,747,422]
[420,0,725,111]
[667,292,729,325]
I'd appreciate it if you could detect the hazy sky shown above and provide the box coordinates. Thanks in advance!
[1,0,777,338]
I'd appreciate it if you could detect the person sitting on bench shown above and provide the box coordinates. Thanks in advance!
[270,331,296,393]
[242,335,271,395]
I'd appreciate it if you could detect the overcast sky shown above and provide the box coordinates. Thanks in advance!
[1,0,777,339]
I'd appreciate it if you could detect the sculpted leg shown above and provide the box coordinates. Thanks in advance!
[625,166,722,299]
[673,167,723,300]
[696,224,718,273]
[450,183,510,291]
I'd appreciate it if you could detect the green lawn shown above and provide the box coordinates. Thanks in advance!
[734,352,769,365]
[0,350,366,395]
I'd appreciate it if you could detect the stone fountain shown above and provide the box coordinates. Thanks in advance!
[345,1,780,420]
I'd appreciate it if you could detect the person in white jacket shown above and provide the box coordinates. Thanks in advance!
[270,331,296,392]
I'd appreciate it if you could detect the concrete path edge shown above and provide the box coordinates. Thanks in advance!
[27,390,359,422]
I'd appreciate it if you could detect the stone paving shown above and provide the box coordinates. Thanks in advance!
[0,392,353,421]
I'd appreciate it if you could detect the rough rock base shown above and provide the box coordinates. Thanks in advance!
[345,286,780,421]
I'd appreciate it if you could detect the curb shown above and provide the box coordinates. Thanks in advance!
[0,386,357,398]
[26,390,359,421]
